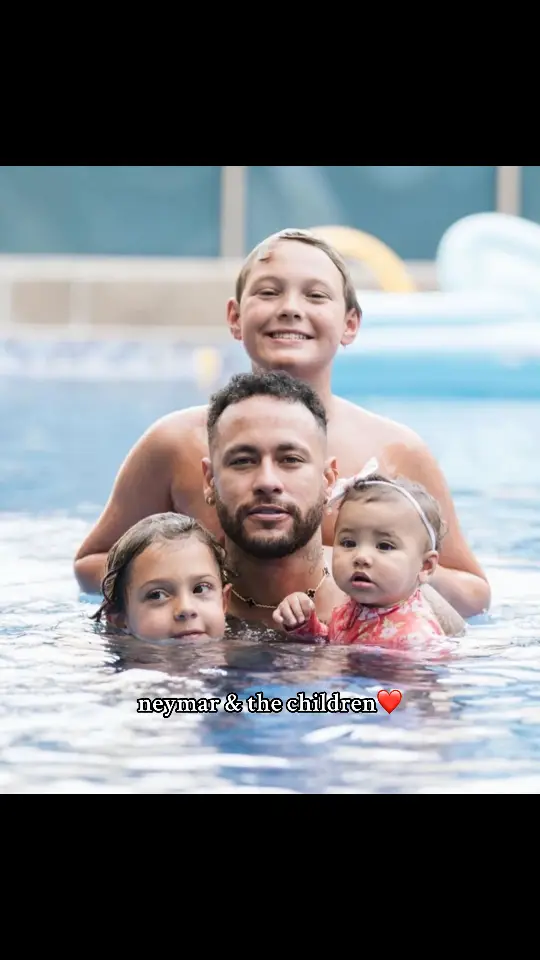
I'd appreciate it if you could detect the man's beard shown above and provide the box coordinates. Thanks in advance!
[215,492,325,560]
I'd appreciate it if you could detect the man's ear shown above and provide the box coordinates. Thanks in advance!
[202,458,214,502]
[419,551,439,583]
[324,456,338,496]
[226,298,242,341]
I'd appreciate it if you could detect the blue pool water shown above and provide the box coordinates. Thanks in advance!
[1,370,539,794]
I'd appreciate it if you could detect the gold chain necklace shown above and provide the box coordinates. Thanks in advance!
[229,566,330,610]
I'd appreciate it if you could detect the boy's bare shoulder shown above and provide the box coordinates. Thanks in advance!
[144,405,209,451]
[333,396,423,449]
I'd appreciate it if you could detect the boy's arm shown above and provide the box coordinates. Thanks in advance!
[74,415,180,594]
[390,438,491,619]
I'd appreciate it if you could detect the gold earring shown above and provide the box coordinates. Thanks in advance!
[206,494,215,506]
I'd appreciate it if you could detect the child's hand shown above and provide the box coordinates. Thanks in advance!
[273,592,314,631]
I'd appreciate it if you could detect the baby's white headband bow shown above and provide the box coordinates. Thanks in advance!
[328,458,437,551]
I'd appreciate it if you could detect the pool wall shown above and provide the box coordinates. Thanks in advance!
[1,298,539,399]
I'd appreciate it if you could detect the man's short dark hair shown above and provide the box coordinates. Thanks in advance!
[207,371,328,446]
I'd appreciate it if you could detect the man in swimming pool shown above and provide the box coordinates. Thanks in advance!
[204,370,342,631]
[201,370,461,636]
[74,229,490,621]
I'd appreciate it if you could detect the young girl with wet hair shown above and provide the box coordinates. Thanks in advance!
[92,513,230,642]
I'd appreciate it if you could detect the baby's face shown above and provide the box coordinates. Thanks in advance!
[122,538,229,641]
[332,495,437,607]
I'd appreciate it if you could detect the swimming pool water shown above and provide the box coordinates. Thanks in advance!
[1,376,539,794]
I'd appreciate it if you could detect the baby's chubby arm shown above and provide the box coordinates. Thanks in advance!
[273,593,329,639]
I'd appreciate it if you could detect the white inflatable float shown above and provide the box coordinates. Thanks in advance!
[436,212,540,303]
[351,290,531,328]
[328,216,540,398]
[313,219,540,328]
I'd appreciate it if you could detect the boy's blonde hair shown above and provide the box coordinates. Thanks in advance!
[235,228,362,315]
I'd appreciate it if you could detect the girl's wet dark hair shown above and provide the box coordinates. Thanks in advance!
[91,513,227,623]
[340,472,447,551]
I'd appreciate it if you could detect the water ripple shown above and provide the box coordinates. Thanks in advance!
[1,391,539,793]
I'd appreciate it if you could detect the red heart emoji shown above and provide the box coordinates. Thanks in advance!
[377,690,402,714]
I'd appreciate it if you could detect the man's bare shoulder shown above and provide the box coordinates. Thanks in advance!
[332,395,422,449]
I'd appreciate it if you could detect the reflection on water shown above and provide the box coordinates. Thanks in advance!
[0,510,538,794]
[1,387,539,793]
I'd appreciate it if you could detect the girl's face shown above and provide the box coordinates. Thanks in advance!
[117,537,230,641]
[332,494,438,608]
